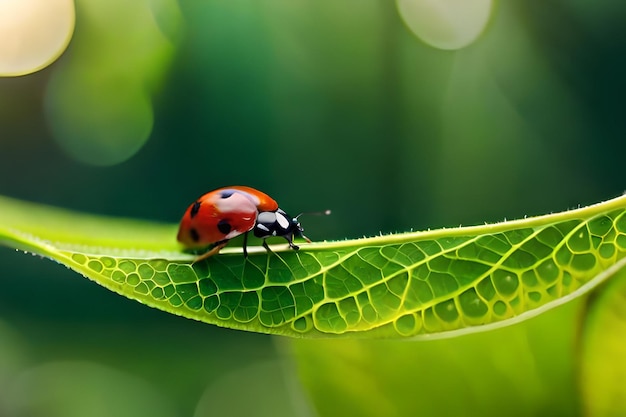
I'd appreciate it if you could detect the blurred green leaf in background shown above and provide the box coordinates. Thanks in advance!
[1,0,625,416]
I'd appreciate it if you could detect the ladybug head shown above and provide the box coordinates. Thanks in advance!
[253,209,310,249]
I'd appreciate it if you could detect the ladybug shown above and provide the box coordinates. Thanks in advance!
[177,186,311,260]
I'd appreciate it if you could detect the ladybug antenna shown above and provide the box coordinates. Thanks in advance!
[296,209,331,219]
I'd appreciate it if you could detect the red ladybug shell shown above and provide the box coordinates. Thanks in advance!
[224,186,278,212]
[177,186,279,249]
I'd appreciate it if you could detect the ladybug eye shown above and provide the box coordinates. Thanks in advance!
[217,219,232,235]
[190,201,201,218]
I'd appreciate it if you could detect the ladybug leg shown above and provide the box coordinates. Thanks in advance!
[242,231,249,258]
[262,239,272,253]
[294,228,311,244]
[284,234,300,251]
[192,240,228,263]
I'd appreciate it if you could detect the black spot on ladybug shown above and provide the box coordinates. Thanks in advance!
[220,190,235,198]
[189,228,200,242]
[217,219,232,235]
[190,201,201,218]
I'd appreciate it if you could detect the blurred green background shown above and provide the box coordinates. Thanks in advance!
[0,0,625,415]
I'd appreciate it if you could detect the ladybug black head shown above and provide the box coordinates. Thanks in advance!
[253,209,309,249]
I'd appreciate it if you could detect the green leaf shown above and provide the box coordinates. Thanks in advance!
[580,259,626,416]
[289,299,583,417]
[1,194,626,338]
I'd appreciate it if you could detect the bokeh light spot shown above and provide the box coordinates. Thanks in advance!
[43,0,180,166]
[4,361,177,417]
[396,0,493,50]
[0,0,75,76]
[45,72,153,166]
